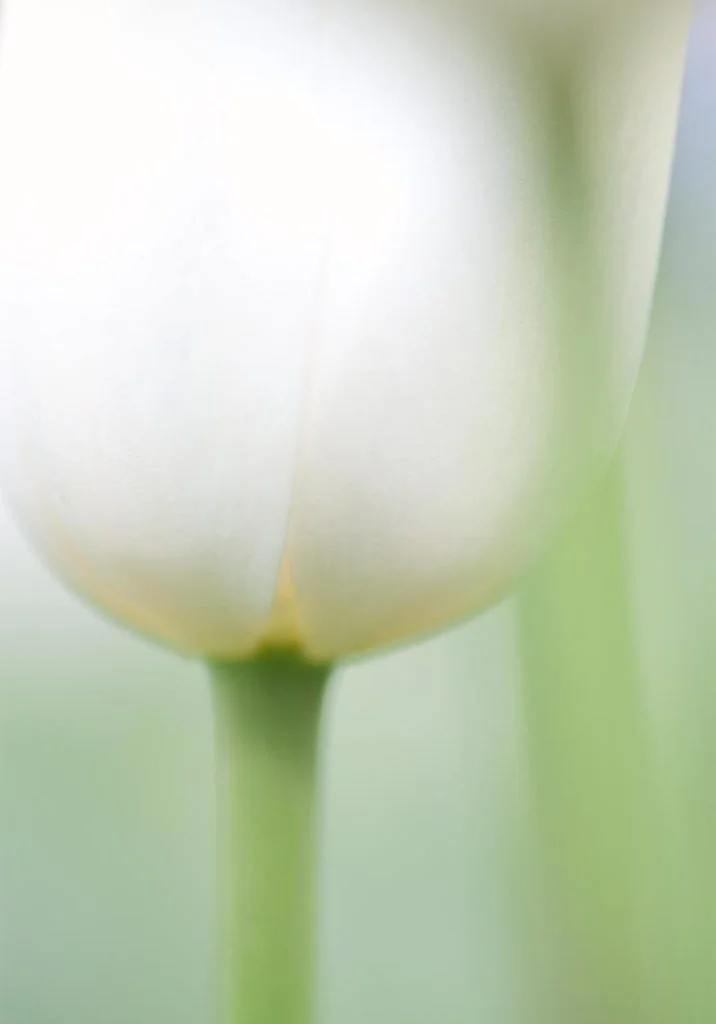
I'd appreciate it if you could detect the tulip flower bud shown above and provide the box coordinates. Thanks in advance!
[0,1,690,662]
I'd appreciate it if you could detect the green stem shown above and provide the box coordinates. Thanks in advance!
[518,463,652,1021]
[209,654,332,1024]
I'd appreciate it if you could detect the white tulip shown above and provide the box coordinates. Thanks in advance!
[0,1,690,663]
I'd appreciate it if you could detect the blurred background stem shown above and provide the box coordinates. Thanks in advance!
[512,48,660,1022]
[210,655,331,1024]
[517,461,657,1023]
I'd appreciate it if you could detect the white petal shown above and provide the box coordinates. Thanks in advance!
[288,3,688,660]
[0,2,689,661]
[577,5,691,414]
[0,3,326,657]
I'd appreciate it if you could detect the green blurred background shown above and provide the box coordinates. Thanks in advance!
[2,11,715,1024]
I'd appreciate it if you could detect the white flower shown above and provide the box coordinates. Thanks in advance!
[0,1,689,662]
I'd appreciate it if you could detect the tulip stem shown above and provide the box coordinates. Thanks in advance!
[209,654,331,1024]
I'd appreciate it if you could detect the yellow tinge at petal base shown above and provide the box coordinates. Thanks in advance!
[0,1,690,661]
[260,558,309,656]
